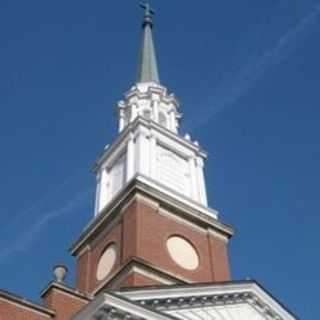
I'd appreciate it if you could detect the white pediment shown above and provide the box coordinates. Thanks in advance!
[73,282,296,320]
[166,303,266,320]
[119,281,297,320]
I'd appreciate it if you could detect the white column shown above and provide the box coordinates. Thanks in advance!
[196,157,208,206]
[131,104,138,122]
[98,168,109,213]
[119,109,125,132]
[135,129,150,176]
[188,156,198,201]
[153,101,159,122]
[94,172,102,216]
[173,115,179,134]
[170,110,177,133]
[126,133,135,181]
[149,134,157,179]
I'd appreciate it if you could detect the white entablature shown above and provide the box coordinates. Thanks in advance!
[93,116,209,217]
[118,82,182,134]
[74,281,297,320]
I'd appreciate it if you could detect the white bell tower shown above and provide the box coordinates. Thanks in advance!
[93,4,212,218]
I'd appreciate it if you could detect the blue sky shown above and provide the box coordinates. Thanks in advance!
[0,1,319,318]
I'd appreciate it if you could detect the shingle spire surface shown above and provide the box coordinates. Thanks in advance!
[137,3,160,84]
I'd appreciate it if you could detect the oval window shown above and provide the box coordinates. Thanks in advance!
[96,243,117,281]
[167,236,199,270]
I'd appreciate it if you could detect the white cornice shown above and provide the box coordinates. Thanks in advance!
[70,175,233,256]
[124,83,180,109]
[73,292,173,320]
[40,281,92,302]
[72,281,297,320]
[135,175,219,219]
[93,117,207,173]
[119,281,296,320]
[101,265,176,292]
[92,258,189,296]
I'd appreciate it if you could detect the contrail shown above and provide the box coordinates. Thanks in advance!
[189,3,320,129]
[0,188,91,264]
[0,166,87,232]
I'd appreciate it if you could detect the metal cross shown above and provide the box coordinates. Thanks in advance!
[140,2,155,17]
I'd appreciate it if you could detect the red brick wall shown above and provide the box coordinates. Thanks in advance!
[76,249,90,292]
[208,232,231,281]
[76,196,231,293]
[43,289,88,320]
[122,201,139,263]
[0,299,51,320]
[76,219,123,292]
[135,201,215,283]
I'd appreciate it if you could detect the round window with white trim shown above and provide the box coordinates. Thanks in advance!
[166,236,199,270]
[96,243,117,281]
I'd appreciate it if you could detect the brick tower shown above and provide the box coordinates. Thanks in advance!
[0,4,297,320]
[70,3,234,296]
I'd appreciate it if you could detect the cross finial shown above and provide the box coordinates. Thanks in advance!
[140,2,155,28]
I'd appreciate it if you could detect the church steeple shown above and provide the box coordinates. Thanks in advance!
[71,4,232,295]
[92,3,209,216]
[137,2,160,84]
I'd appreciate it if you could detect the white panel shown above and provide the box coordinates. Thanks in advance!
[109,153,127,199]
[156,144,190,196]
[94,173,102,216]
[98,169,109,213]
[196,157,208,206]
[136,132,150,175]
[126,135,135,181]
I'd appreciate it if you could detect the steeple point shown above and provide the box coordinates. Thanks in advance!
[137,2,160,84]
[140,2,154,28]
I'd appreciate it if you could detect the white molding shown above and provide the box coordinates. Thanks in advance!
[120,282,296,320]
[73,292,172,320]
[135,175,218,219]
[208,228,229,243]
[135,193,160,211]
[76,244,90,259]
[73,282,296,320]
[93,117,206,173]
[130,266,175,285]
[158,207,207,235]
[49,286,90,303]
[70,176,233,256]
[108,266,175,290]
[92,259,191,296]
[94,115,210,215]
